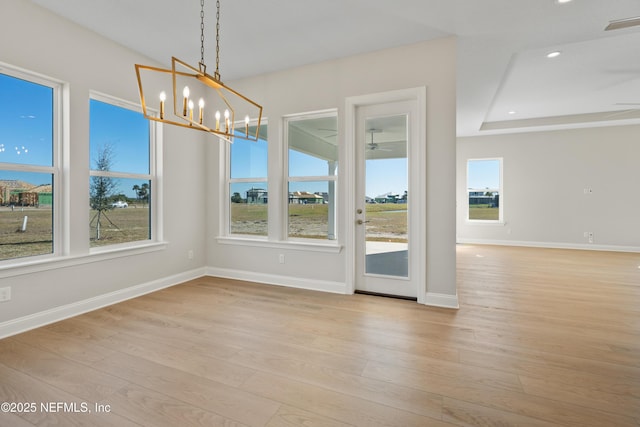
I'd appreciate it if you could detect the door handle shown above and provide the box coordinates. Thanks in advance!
[356,219,370,225]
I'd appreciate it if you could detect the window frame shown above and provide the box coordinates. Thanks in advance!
[0,63,63,264]
[284,110,339,242]
[225,119,269,238]
[88,91,161,250]
[466,157,503,224]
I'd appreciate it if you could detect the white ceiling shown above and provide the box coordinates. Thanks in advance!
[31,0,640,136]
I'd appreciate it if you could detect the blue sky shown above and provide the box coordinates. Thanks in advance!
[231,135,268,179]
[468,159,500,190]
[89,99,149,175]
[0,75,149,198]
[366,158,407,198]
[89,99,151,198]
[0,73,53,184]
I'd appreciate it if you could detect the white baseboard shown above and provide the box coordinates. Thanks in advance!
[457,238,640,253]
[1,264,460,339]
[424,292,459,309]
[208,267,462,308]
[0,267,206,339]
[205,267,348,295]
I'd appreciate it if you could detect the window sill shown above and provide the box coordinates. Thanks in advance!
[0,241,168,279]
[217,236,343,254]
[465,220,506,226]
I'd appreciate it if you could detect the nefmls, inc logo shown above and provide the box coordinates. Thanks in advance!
[40,402,90,413]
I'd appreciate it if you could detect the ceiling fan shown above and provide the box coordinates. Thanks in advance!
[367,128,391,151]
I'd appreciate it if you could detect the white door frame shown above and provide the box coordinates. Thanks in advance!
[344,87,427,303]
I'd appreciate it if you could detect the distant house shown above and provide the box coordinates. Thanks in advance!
[246,187,268,204]
[15,192,38,206]
[374,192,402,204]
[32,184,53,206]
[0,179,50,206]
[1,180,29,204]
[289,191,324,204]
[316,192,329,203]
[468,189,499,207]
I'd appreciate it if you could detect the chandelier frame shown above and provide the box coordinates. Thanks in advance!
[134,0,263,142]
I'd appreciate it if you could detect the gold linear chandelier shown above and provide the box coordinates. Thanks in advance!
[135,0,262,142]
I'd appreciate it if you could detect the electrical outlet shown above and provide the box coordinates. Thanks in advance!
[279,254,285,264]
[588,232,594,243]
[0,287,11,302]
[187,250,194,259]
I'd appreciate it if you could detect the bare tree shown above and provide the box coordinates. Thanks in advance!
[90,144,118,240]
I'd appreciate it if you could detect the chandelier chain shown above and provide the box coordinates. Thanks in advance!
[215,0,221,80]
[200,0,205,66]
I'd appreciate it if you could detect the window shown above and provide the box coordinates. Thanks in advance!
[228,122,268,236]
[89,94,156,247]
[467,158,502,222]
[0,67,60,262]
[286,112,338,240]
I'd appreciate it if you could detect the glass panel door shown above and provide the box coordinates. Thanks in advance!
[355,100,417,299]
[364,115,408,278]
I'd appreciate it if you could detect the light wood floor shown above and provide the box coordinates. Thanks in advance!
[1,245,639,426]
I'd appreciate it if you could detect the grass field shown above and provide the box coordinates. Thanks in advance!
[364,203,407,242]
[288,203,331,239]
[231,202,408,241]
[0,207,53,260]
[230,204,268,236]
[1,202,407,260]
[89,205,150,247]
[0,204,151,261]
[469,204,499,220]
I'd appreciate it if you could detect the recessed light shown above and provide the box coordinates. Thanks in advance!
[556,0,573,4]
[508,111,516,115]
[546,51,561,58]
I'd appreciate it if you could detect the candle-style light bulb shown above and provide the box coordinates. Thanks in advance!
[245,115,250,137]
[224,109,230,133]
[215,110,221,131]
[182,86,190,116]
[159,91,166,119]
[188,100,194,122]
[198,98,204,125]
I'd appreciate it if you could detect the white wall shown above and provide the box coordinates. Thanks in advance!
[207,38,458,305]
[0,0,207,334]
[457,125,640,251]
